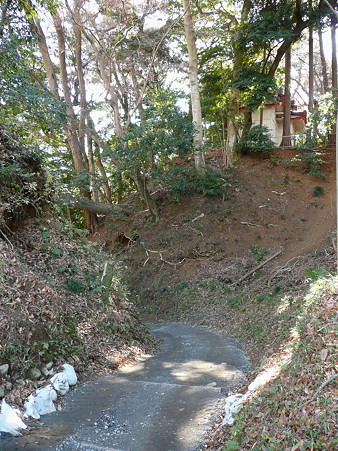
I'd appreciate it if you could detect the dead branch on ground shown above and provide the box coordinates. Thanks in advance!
[231,249,282,286]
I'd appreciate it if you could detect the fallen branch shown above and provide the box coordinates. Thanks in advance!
[159,254,186,267]
[304,373,337,406]
[240,222,263,227]
[192,213,205,223]
[141,242,186,268]
[231,249,282,286]
[0,229,14,249]
[267,255,302,286]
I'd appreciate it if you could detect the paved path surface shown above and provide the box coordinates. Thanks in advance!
[1,323,250,451]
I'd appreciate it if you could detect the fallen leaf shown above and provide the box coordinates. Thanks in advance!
[278,411,286,424]
[291,442,304,451]
[320,348,329,361]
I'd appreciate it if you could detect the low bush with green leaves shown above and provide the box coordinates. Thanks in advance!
[236,125,275,154]
[290,148,327,178]
[160,165,225,200]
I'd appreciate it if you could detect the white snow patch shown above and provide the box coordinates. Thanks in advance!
[0,400,27,436]
[51,372,69,396]
[222,366,280,426]
[1,362,77,436]
[24,385,57,419]
[62,363,77,385]
[248,367,279,391]
[222,394,248,426]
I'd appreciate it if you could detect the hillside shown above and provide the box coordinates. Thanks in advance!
[0,130,155,409]
[1,141,337,450]
[92,148,337,450]
[95,148,336,367]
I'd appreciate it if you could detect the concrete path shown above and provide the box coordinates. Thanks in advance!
[1,323,250,451]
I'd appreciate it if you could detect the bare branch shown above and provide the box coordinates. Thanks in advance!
[324,0,338,19]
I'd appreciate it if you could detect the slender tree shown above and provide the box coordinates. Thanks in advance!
[318,27,329,93]
[281,49,292,147]
[182,0,206,175]
[329,13,337,144]
[309,0,314,111]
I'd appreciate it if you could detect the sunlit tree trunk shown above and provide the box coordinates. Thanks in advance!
[308,0,314,112]
[73,3,87,162]
[308,2,315,144]
[134,173,159,222]
[87,135,99,203]
[182,0,206,175]
[281,49,292,147]
[29,18,59,99]
[92,139,113,204]
[225,117,238,167]
[332,15,337,91]
[32,9,97,231]
[329,14,337,145]
[318,28,329,93]
[53,12,98,233]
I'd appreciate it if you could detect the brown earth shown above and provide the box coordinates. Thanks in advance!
[93,147,337,370]
[99,148,336,268]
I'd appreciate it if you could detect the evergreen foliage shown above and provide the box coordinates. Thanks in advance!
[160,165,225,200]
[107,90,194,179]
[236,125,275,153]
[0,126,50,228]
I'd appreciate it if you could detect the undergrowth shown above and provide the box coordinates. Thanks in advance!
[159,165,226,201]
[0,218,154,379]
[222,276,337,450]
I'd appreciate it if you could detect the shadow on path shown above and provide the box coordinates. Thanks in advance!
[1,323,250,451]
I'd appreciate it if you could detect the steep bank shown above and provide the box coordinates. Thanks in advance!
[0,129,154,408]
[95,148,336,368]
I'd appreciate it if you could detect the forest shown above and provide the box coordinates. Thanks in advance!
[0,0,338,450]
[0,0,337,228]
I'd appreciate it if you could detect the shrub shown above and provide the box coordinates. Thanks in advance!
[236,125,275,153]
[291,150,327,178]
[160,165,225,200]
[312,186,325,197]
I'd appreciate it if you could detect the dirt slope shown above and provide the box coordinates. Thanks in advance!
[96,148,336,286]
[94,148,336,369]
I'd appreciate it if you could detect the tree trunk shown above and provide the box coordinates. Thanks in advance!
[281,49,292,147]
[52,11,99,231]
[329,14,337,145]
[318,28,329,93]
[267,0,306,78]
[308,1,314,112]
[182,0,206,175]
[134,173,159,222]
[63,198,126,216]
[93,140,113,204]
[225,86,241,167]
[52,12,88,173]
[87,134,99,203]
[239,110,252,144]
[332,15,337,91]
[308,2,314,144]
[30,12,97,231]
[29,17,60,99]
[225,118,238,168]
[73,5,87,161]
